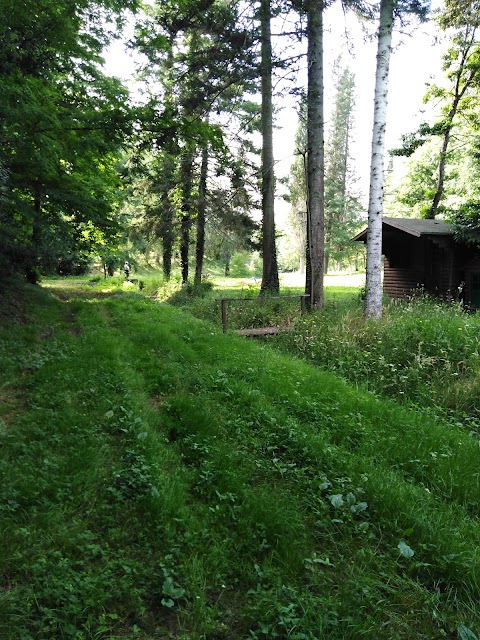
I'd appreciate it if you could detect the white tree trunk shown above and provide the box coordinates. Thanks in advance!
[306,0,325,309]
[365,0,394,319]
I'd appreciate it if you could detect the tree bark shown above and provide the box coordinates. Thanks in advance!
[32,183,42,250]
[260,0,280,295]
[305,0,325,309]
[160,153,175,281]
[364,0,394,319]
[159,42,176,281]
[180,149,195,285]
[194,142,208,286]
[429,47,477,218]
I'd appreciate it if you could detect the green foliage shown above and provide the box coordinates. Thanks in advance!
[285,65,364,273]
[450,201,480,247]
[229,251,252,278]
[0,0,137,280]
[167,280,214,306]
[276,292,480,419]
[388,5,480,218]
[390,122,438,157]
[130,0,260,282]
[388,149,437,217]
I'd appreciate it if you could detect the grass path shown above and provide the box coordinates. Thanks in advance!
[0,284,479,639]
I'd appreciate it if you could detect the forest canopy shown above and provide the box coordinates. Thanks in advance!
[2,0,478,290]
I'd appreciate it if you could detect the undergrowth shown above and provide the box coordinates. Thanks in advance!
[160,277,480,424]
[273,294,480,424]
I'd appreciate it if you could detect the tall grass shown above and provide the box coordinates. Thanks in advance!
[272,294,480,421]
[151,275,480,421]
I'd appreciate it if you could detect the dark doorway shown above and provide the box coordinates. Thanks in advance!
[471,272,480,308]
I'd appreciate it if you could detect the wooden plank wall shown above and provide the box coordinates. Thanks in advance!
[383,258,424,298]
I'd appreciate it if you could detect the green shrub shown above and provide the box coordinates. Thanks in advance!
[168,281,214,306]
[25,266,42,284]
[230,252,251,277]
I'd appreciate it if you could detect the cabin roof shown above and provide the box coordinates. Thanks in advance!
[352,217,452,242]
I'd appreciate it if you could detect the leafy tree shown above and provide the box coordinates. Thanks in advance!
[0,0,138,279]
[391,12,480,218]
[451,201,480,248]
[386,140,460,218]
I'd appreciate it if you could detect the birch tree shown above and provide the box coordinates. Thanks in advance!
[364,0,429,318]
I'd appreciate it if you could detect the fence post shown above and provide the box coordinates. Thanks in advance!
[221,299,228,332]
[300,295,308,315]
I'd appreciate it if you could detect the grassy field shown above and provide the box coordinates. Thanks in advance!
[1,277,479,639]
[158,273,480,426]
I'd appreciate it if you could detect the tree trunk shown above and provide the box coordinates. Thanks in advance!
[305,0,325,309]
[299,252,305,275]
[429,77,475,217]
[160,156,175,280]
[195,142,208,286]
[364,0,394,319]
[159,43,176,281]
[428,122,453,219]
[32,183,42,249]
[260,0,280,295]
[180,149,195,285]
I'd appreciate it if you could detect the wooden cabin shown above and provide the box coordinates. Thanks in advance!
[353,218,480,307]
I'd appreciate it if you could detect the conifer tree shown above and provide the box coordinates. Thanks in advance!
[324,60,362,272]
[285,100,308,275]
[133,0,258,282]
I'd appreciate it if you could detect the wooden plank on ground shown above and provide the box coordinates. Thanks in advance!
[235,327,280,337]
